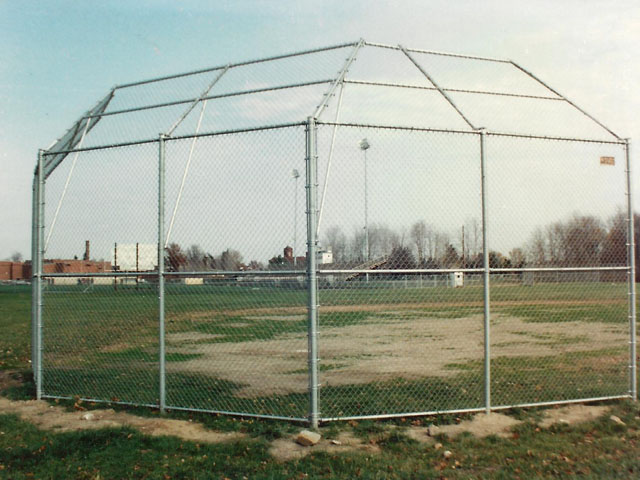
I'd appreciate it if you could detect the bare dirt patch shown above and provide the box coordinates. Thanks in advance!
[539,404,610,428]
[405,413,521,441]
[252,315,306,322]
[0,397,244,444]
[269,431,381,462]
[0,393,617,459]
[0,370,23,393]
[168,313,626,397]
[167,332,223,342]
[440,412,521,438]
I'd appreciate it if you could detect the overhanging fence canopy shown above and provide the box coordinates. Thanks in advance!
[43,39,622,171]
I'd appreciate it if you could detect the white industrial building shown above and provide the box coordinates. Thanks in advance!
[112,243,157,271]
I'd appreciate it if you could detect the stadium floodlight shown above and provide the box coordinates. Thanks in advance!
[359,139,370,261]
[291,169,300,263]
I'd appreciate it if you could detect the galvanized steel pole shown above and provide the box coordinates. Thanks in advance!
[30,173,38,380]
[158,135,167,412]
[625,139,637,401]
[480,129,491,413]
[305,117,320,428]
[36,150,45,400]
[364,148,370,261]
[293,169,300,261]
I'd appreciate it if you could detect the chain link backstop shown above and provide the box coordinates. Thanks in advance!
[32,40,636,426]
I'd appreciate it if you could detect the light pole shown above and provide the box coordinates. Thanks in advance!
[359,138,370,261]
[291,169,300,266]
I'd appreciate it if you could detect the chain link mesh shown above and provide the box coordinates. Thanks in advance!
[162,127,309,418]
[316,125,484,418]
[486,137,629,406]
[41,143,159,405]
[34,41,634,423]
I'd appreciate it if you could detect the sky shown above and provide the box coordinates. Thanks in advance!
[1,0,639,261]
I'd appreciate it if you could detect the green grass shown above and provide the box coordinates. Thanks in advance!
[1,281,635,420]
[0,285,31,369]
[187,310,372,344]
[2,281,640,477]
[1,400,639,478]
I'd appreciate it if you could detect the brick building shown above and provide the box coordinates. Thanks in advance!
[0,262,30,281]
[1,242,112,282]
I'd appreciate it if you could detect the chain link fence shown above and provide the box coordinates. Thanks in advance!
[32,40,636,425]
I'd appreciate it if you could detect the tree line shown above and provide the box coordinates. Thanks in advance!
[165,244,258,272]
[322,211,640,270]
[164,211,640,274]
[526,211,639,268]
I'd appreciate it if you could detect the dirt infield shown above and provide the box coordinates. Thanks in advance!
[167,312,627,397]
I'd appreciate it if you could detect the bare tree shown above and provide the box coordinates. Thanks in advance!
[410,220,428,265]
[434,232,450,262]
[601,211,626,265]
[348,228,366,262]
[546,222,567,266]
[368,224,398,259]
[425,225,437,259]
[185,244,206,271]
[247,260,264,270]
[463,217,481,258]
[220,249,243,271]
[527,215,605,267]
[527,227,547,266]
[165,243,187,272]
[10,252,23,263]
[564,215,604,266]
[323,225,347,263]
[509,247,526,268]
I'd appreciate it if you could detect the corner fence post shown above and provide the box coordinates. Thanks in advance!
[625,139,637,401]
[480,129,491,413]
[305,117,319,428]
[158,134,167,412]
[35,150,45,400]
[31,163,38,383]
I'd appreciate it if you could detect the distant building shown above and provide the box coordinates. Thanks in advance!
[282,245,333,266]
[318,247,333,265]
[112,243,157,271]
[0,261,30,281]
[43,259,112,274]
[1,241,113,284]
[283,246,306,267]
[44,241,112,275]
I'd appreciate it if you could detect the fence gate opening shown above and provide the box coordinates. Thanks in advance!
[32,40,637,427]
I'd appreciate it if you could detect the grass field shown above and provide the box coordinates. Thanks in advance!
[1,399,639,479]
[2,277,631,420]
[1,281,640,478]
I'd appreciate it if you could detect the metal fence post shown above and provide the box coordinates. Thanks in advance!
[30,170,38,381]
[158,135,167,412]
[35,150,45,400]
[625,139,637,401]
[305,117,319,428]
[480,129,491,413]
